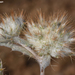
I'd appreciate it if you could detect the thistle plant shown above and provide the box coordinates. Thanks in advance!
[0,11,75,75]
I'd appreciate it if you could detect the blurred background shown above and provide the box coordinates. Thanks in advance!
[0,0,75,75]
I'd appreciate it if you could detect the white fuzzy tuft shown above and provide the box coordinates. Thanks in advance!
[0,16,24,38]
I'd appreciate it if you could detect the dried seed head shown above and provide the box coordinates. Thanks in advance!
[24,12,75,58]
[0,12,24,39]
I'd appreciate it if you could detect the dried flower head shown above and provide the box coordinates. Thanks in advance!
[0,11,24,41]
[24,12,75,58]
[22,12,75,75]
[0,11,33,57]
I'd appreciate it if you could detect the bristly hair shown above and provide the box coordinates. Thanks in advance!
[22,10,75,58]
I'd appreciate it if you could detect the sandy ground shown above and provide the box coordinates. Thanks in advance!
[0,0,75,75]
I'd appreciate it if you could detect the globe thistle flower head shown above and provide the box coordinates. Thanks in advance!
[24,12,75,58]
[0,11,24,39]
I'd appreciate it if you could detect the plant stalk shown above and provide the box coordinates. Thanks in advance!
[40,67,45,75]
